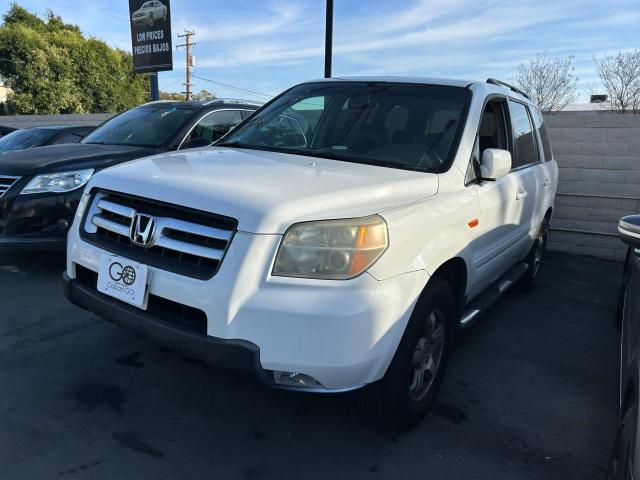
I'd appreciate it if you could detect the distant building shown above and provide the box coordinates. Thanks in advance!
[562,94,610,111]
[0,81,12,103]
[0,81,13,114]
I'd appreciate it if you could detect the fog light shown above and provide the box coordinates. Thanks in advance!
[273,371,323,388]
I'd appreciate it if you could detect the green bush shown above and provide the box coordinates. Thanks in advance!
[0,3,148,114]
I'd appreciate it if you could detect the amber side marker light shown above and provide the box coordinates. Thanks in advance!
[349,222,388,276]
[468,218,479,228]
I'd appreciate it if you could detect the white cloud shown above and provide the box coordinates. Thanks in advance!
[195,1,579,68]
[12,0,640,99]
[173,1,311,42]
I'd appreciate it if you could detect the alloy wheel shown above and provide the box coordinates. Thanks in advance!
[531,223,548,278]
[409,308,446,402]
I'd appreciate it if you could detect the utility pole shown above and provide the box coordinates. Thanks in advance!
[177,30,195,100]
[324,0,333,78]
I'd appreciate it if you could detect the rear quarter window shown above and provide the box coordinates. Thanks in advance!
[508,100,538,169]
[530,107,553,162]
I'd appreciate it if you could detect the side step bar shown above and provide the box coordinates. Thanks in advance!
[459,262,529,329]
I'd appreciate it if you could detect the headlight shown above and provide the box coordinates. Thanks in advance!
[273,214,388,280]
[21,169,94,195]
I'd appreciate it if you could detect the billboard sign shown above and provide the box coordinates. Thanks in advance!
[129,0,173,73]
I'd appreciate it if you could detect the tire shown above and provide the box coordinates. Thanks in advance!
[515,216,550,292]
[357,277,456,430]
[147,13,154,26]
[605,400,637,480]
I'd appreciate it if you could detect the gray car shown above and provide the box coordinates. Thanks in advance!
[0,125,94,153]
[607,215,640,479]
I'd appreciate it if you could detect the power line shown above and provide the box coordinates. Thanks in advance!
[162,77,183,90]
[191,74,273,99]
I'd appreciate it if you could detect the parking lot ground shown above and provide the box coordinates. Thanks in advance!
[0,250,622,480]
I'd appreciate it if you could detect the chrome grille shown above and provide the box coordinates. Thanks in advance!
[0,175,20,198]
[81,190,238,280]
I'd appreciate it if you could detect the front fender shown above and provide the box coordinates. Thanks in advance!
[368,170,477,292]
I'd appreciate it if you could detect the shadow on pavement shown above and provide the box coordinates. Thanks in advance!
[0,247,66,278]
[0,251,622,480]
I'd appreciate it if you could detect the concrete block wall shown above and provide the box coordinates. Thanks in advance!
[0,113,115,129]
[545,111,640,261]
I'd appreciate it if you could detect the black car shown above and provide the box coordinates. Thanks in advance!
[606,215,640,479]
[0,99,260,249]
[0,125,16,138]
[0,125,94,154]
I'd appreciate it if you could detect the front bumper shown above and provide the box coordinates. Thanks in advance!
[63,272,271,383]
[0,177,82,249]
[67,226,429,390]
[132,15,149,25]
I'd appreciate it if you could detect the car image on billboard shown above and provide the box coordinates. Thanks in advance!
[131,0,167,27]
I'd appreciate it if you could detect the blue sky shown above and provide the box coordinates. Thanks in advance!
[5,0,640,102]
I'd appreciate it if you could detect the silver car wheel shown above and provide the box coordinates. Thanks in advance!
[409,308,445,402]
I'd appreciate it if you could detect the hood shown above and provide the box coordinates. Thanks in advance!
[0,143,155,176]
[88,147,439,234]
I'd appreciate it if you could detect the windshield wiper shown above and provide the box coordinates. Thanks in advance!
[216,140,246,148]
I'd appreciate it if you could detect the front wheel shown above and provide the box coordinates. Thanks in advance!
[357,277,456,430]
[147,13,154,26]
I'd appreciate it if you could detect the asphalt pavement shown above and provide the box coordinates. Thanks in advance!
[0,249,622,479]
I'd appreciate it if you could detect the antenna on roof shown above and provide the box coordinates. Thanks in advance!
[486,78,530,100]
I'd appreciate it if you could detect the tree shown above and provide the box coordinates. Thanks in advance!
[159,89,216,102]
[192,89,216,101]
[515,53,578,112]
[0,3,148,114]
[159,91,184,101]
[595,50,640,113]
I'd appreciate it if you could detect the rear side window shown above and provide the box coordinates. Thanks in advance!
[508,100,538,169]
[530,107,553,162]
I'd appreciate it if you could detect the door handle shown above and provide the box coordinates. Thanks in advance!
[516,190,528,200]
[543,179,551,187]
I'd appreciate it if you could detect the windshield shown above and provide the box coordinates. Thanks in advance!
[218,82,471,173]
[0,128,57,153]
[82,106,197,148]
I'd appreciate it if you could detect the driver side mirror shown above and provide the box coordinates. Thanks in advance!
[619,215,640,248]
[182,137,212,150]
[480,148,511,180]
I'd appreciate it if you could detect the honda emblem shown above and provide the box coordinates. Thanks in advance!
[130,213,157,247]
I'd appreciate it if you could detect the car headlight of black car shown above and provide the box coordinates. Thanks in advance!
[21,169,94,195]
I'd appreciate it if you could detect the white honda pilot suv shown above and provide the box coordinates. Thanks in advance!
[64,77,558,429]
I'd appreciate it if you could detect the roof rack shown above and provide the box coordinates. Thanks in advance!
[204,98,264,106]
[486,78,530,100]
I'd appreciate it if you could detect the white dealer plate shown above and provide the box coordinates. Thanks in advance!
[97,255,149,309]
